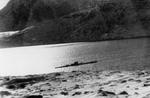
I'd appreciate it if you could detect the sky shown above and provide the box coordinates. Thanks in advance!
[0,0,10,10]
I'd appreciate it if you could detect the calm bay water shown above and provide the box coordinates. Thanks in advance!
[0,38,150,76]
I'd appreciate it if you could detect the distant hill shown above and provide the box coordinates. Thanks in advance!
[0,0,150,46]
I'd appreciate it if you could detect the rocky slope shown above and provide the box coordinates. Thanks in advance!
[0,0,150,46]
[1,70,150,98]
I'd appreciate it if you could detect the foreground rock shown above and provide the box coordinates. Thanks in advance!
[23,95,43,98]
[1,70,150,98]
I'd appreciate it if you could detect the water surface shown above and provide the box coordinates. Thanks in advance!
[0,38,150,76]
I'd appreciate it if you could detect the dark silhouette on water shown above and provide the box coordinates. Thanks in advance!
[55,60,98,69]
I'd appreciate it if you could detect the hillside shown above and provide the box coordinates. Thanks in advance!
[0,0,150,46]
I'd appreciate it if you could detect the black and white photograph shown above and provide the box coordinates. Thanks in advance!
[0,0,150,98]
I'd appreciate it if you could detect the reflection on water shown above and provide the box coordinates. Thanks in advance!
[0,38,150,76]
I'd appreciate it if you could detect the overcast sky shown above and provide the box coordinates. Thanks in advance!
[0,0,10,10]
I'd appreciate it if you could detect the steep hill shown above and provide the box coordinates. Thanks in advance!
[0,0,99,31]
[0,0,150,46]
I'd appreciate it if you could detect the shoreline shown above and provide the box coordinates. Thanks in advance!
[0,35,150,49]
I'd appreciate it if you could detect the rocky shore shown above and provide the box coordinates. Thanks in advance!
[1,70,150,98]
